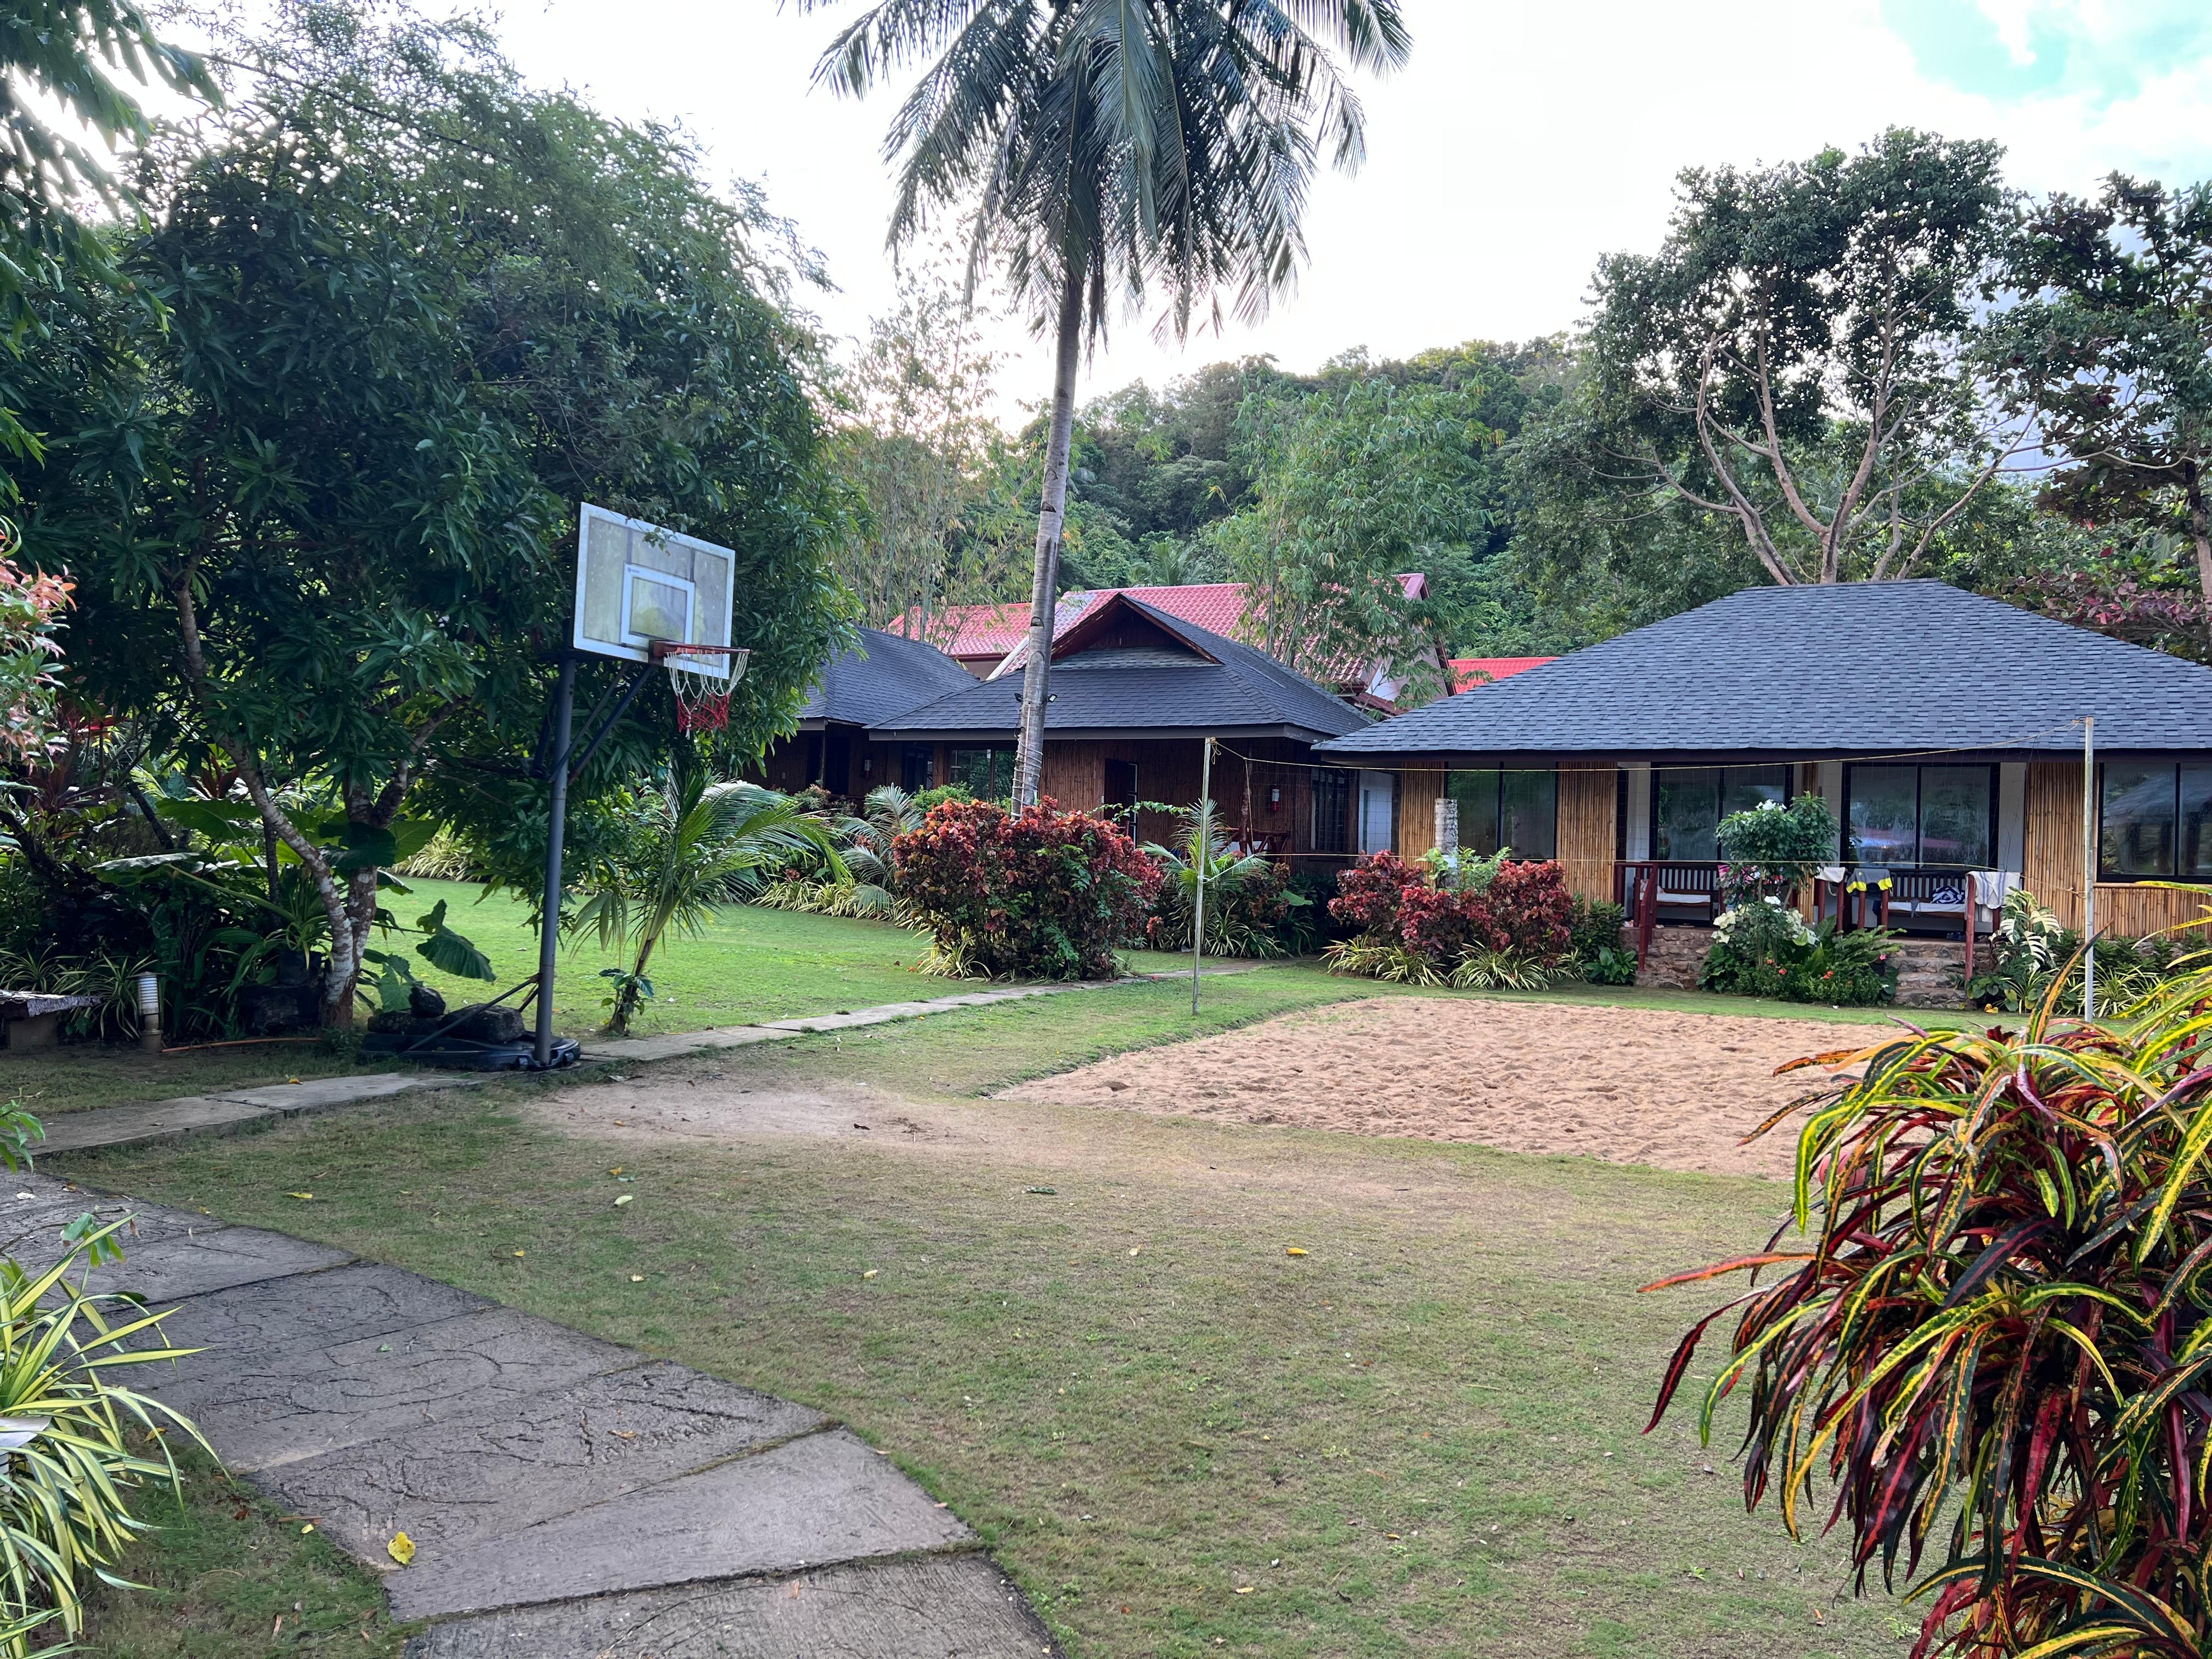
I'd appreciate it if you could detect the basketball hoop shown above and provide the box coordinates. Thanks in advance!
[650,642,749,734]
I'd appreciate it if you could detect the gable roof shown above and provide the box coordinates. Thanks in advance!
[797,627,976,730]
[1317,580,2212,759]
[872,594,1369,742]
[989,574,1430,684]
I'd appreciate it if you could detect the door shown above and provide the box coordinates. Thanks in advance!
[1103,758,1138,821]
[1357,770,1396,854]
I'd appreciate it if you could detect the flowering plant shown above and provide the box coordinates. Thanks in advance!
[0,541,73,763]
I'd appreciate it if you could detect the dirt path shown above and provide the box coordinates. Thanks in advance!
[1005,997,1892,1178]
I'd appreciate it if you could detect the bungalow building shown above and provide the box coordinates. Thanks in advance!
[896,575,1438,710]
[869,591,1371,851]
[1313,580,2212,981]
[753,625,978,798]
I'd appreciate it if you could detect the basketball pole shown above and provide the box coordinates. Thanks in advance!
[534,653,577,1070]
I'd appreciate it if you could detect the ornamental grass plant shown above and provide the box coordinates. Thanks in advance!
[1646,951,2212,1657]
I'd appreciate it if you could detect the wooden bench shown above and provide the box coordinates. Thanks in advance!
[0,992,105,1051]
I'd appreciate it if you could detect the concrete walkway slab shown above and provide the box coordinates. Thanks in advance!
[385,1427,973,1621]
[158,1306,636,1471]
[586,1026,789,1063]
[40,1096,278,1154]
[212,1072,477,1114]
[156,1263,494,1385]
[78,1222,352,1303]
[401,1556,1057,1658]
[270,1361,826,1564]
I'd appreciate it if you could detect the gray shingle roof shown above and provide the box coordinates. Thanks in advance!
[1316,580,2212,759]
[798,628,976,729]
[872,596,1369,740]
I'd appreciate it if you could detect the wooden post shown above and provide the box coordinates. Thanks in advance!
[1192,737,1213,1017]
[2083,715,2097,1020]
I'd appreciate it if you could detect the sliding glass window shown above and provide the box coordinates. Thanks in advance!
[1445,768,1557,860]
[1845,765,1992,868]
[947,747,1014,798]
[2101,764,2212,880]
[1650,767,1788,861]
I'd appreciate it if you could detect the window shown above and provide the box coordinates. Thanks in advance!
[1846,765,1992,868]
[2101,764,2212,880]
[1447,768,1558,860]
[900,743,936,793]
[1310,768,1350,854]
[1651,767,1787,861]
[947,746,1012,798]
[1357,771,1397,854]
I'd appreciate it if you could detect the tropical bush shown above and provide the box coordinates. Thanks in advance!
[750,784,913,921]
[1568,898,1637,985]
[893,797,1161,980]
[1966,886,2183,1014]
[0,1104,208,1655]
[1322,849,1575,988]
[1645,958,2212,1658]
[1142,801,1308,958]
[1713,793,1837,903]
[569,769,845,1032]
[1700,898,1899,1005]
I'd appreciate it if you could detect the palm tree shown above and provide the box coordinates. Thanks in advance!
[802,0,1412,805]
[1143,796,1304,957]
[570,771,847,1034]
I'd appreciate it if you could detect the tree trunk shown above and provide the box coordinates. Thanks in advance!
[2188,463,2212,657]
[1012,261,1087,809]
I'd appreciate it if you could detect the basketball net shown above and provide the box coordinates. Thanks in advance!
[654,644,748,735]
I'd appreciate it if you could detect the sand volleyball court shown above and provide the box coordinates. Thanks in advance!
[1006,997,1905,1178]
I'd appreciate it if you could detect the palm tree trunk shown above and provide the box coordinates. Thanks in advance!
[1013,261,1087,808]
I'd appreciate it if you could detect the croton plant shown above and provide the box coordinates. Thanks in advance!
[1649,961,2212,1656]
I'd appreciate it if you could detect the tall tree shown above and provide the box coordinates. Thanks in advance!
[1995,174,2212,648]
[19,5,850,1021]
[833,271,997,631]
[0,0,216,478]
[802,0,1410,804]
[1215,372,1492,701]
[1584,129,2033,586]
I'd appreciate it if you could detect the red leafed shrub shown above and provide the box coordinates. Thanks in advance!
[1478,861,1573,960]
[1396,883,1480,960]
[1328,850,1417,938]
[1645,962,2212,1657]
[893,797,1163,980]
[1324,850,1575,984]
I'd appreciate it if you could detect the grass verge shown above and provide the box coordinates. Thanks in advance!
[69,981,1915,1658]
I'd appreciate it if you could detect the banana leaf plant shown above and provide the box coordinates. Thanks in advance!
[1142,798,1304,958]
[1645,951,2212,1657]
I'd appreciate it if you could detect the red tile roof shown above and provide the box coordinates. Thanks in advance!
[887,602,1032,662]
[1449,656,1555,691]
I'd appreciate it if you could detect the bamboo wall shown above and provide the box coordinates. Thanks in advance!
[2023,761,2210,938]
[1397,769,1445,860]
[1556,764,1618,902]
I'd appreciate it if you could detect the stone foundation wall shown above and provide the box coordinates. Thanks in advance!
[1622,925,1967,1009]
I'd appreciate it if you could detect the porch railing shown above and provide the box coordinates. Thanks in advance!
[1616,860,1989,970]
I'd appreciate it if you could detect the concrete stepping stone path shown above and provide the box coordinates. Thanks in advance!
[7,1178,1054,1656]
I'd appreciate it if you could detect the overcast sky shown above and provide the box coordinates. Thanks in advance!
[316,1,2212,421]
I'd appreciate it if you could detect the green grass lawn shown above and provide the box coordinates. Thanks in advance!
[70,978,1916,1658]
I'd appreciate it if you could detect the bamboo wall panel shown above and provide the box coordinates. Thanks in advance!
[1398,769,1445,861]
[1557,764,1618,901]
[2023,761,2209,937]
[1040,742,1104,814]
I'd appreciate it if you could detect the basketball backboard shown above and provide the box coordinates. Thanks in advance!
[572,503,738,678]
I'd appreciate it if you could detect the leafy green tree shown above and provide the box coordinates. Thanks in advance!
[1215,373,1493,701]
[803,0,1410,803]
[18,5,850,1021]
[834,270,998,631]
[1995,174,2212,647]
[1583,128,2031,586]
[572,770,845,1035]
[0,0,216,475]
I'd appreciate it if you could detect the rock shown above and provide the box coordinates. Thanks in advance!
[409,983,448,1019]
